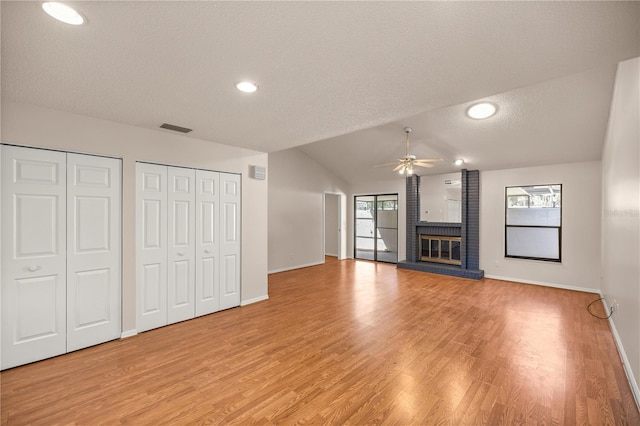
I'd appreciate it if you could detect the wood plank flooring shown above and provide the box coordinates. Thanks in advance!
[2,258,639,424]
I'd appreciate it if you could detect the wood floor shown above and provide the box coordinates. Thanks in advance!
[2,258,639,425]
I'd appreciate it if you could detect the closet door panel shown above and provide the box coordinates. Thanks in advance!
[220,173,241,310]
[66,154,121,352]
[136,163,168,332]
[1,146,67,369]
[195,170,220,316]
[167,167,195,324]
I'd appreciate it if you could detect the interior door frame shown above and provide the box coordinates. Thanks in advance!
[323,192,345,260]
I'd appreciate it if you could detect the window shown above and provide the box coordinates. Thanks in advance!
[505,184,561,262]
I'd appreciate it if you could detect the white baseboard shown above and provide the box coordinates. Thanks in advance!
[325,252,338,257]
[241,295,269,306]
[268,261,325,274]
[484,274,601,294]
[601,298,640,411]
[120,329,137,339]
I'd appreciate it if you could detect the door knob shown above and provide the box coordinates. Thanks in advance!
[204,249,211,254]
[177,251,185,256]
[28,265,40,272]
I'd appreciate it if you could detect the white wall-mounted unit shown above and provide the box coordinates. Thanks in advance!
[136,163,240,333]
[1,145,122,370]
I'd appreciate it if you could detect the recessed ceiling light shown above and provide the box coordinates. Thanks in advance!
[42,2,85,25]
[454,159,465,166]
[466,102,497,120]
[236,81,259,93]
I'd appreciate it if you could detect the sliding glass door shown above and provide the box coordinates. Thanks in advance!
[354,194,398,263]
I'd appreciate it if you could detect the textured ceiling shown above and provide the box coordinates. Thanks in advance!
[300,64,619,184]
[2,1,639,184]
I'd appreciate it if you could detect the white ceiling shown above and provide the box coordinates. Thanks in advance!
[2,1,639,184]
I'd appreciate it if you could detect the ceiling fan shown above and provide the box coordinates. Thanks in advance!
[374,127,442,175]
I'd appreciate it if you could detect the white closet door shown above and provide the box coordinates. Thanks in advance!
[195,170,220,316]
[1,146,67,369]
[136,163,168,332]
[220,173,241,310]
[66,154,121,352]
[167,167,196,324]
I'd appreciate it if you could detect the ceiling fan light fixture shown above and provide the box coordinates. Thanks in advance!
[42,2,85,25]
[373,126,442,176]
[454,158,465,166]
[466,102,497,120]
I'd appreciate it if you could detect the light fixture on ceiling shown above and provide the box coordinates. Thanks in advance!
[454,159,465,166]
[236,81,259,93]
[42,2,85,25]
[466,102,497,120]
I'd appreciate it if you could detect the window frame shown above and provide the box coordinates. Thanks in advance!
[504,184,562,263]
[354,193,399,263]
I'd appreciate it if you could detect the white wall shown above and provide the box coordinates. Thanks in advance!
[1,101,269,333]
[601,57,640,397]
[480,161,602,292]
[324,193,339,256]
[351,178,406,262]
[268,148,349,272]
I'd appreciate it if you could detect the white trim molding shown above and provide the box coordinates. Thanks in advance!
[241,295,269,306]
[120,329,137,339]
[601,298,640,411]
[268,261,325,274]
[484,274,601,294]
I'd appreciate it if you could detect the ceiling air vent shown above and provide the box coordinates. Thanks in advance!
[160,123,193,133]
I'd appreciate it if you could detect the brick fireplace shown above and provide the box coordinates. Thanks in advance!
[397,170,484,279]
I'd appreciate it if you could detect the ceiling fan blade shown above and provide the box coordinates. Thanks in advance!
[393,164,405,171]
[373,162,401,168]
[414,158,443,163]
[414,163,435,168]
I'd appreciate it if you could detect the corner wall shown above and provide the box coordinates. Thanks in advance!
[268,148,350,272]
[601,56,640,400]
[480,161,602,292]
[1,101,269,333]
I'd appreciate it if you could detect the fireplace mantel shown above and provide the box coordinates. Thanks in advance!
[416,222,461,236]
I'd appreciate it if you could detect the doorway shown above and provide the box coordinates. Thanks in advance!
[324,192,345,260]
[354,194,398,263]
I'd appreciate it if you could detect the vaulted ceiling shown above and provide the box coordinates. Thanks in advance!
[2,1,639,184]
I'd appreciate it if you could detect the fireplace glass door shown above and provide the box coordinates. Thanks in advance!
[420,235,461,265]
[354,194,398,263]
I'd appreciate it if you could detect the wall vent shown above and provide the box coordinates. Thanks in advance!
[250,165,266,180]
[160,123,193,133]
